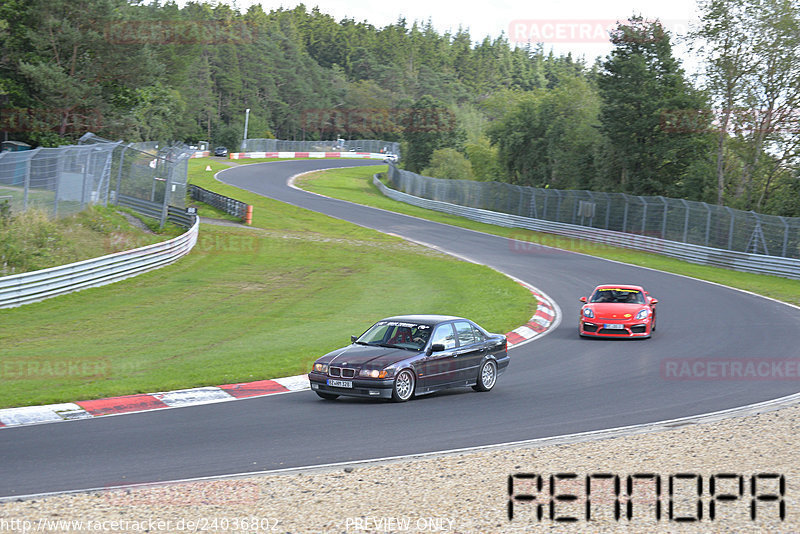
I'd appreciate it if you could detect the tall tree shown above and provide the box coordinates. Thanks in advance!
[690,0,758,205]
[402,95,464,172]
[597,16,711,197]
[488,75,602,189]
[694,0,800,209]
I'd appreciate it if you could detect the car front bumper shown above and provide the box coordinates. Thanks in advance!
[308,373,395,399]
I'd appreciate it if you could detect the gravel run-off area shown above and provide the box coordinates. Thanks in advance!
[1,398,798,533]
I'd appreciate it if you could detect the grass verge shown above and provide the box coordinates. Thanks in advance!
[295,166,800,307]
[0,205,180,276]
[0,160,535,408]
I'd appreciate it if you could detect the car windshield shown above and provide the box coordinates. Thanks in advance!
[590,288,645,304]
[356,321,432,351]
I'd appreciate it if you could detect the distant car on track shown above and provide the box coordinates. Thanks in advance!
[308,315,508,402]
[214,146,228,157]
[579,284,658,338]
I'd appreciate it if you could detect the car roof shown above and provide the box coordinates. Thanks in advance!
[381,314,465,325]
[593,284,645,292]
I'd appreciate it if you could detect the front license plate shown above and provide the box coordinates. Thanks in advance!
[604,324,625,330]
[327,379,353,388]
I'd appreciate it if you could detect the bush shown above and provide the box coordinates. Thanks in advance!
[0,209,61,274]
[421,148,475,180]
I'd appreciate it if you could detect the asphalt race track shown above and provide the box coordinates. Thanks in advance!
[2,159,799,498]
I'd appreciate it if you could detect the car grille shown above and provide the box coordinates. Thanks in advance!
[583,324,598,332]
[599,328,629,335]
[330,366,356,378]
[630,325,647,334]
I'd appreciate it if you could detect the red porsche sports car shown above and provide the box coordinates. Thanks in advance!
[579,284,658,338]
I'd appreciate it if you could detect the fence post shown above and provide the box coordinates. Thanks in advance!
[571,191,578,225]
[114,144,131,205]
[159,157,174,229]
[542,190,549,220]
[702,202,712,246]
[726,207,735,250]
[659,196,668,239]
[53,148,66,218]
[622,196,629,233]
[554,190,562,221]
[780,217,789,257]
[681,199,690,242]
[23,148,40,211]
[639,196,647,235]
[80,147,90,210]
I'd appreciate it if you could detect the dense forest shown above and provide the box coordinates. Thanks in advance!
[0,0,798,215]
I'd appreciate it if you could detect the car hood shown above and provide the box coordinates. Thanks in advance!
[587,303,645,318]
[322,344,417,367]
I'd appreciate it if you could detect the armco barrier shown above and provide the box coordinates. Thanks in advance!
[188,184,250,222]
[0,214,198,309]
[373,176,800,280]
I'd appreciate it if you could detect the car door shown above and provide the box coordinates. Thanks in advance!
[417,322,458,390]
[452,320,486,383]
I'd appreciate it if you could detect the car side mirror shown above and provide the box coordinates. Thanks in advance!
[579,297,587,303]
[426,343,445,356]
[351,335,358,343]
[650,298,658,305]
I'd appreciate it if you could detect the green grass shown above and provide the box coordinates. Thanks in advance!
[296,166,800,308]
[0,184,56,206]
[0,160,535,408]
[0,205,179,275]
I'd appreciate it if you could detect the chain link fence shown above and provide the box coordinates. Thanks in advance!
[387,165,800,260]
[0,133,190,226]
[242,138,400,156]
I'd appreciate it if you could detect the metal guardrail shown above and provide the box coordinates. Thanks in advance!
[116,195,196,228]
[243,138,400,156]
[0,214,199,309]
[373,175,800,280]
[188,184,248,219]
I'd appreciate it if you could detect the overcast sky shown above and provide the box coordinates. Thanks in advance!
[208,0,705,74]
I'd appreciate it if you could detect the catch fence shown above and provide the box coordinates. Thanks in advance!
[0,133,190,227]
[387,165,800,260]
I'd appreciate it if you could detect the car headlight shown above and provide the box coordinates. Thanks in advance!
[359,369,389,379]
[313,363,328,373]
[582,307,594,318]
[635,309,650,320]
